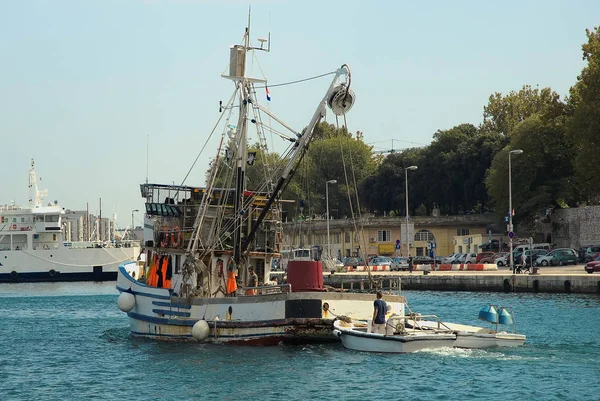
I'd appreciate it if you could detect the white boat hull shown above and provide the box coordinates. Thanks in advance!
[414,321,526,349]
[454,331,526,348]
[117,266,406,344]
[0,245,140,283]
[333,321,456,353]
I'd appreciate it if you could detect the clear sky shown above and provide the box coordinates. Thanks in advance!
[1,0,598,228]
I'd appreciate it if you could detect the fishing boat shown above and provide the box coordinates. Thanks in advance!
[408,305,526,349]
[115,16,405,344]
[0,161,141,283]
[333,315,456,353]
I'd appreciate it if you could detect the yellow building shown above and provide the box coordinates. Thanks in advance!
[452,233,508,254]
[283,215,496,259]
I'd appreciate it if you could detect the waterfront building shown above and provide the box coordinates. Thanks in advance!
[282,214,496,259]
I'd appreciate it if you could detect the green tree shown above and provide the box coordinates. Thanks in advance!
[485,114,574,233]
[568,26,600,202]
[363,124,505,217]
[205,142,284,192]
[482,85,566,136]
[284,123,376,220]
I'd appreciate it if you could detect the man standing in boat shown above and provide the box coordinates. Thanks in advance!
[246,266,259,295]
[371,291,387,334]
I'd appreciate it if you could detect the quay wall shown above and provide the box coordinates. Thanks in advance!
[322,273,600,295]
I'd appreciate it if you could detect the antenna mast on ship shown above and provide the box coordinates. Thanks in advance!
[222,9,271,269]
[28,159,48,208]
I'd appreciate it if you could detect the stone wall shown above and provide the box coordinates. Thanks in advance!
[552,206,600,248]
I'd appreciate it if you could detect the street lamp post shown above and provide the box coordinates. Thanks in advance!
[131,209,139,240]
[405,166,418,257]
[326,179,337,261]
[508,150,523,274]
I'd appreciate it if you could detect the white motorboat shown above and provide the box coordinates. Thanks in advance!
[333,316,456,353]
[0,161,140,283]
[116,15,406,345]
[410,305,526,349]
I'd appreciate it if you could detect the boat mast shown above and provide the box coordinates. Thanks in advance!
[28,159,48,208]
[232,20,251,268]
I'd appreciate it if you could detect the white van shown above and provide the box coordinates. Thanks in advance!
[514,243,551,253]
[513,244,530,254]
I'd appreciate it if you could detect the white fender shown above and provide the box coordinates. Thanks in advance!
[192,320,210,341]
[117,292,136,312]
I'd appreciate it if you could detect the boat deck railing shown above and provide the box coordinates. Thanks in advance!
[397,308,453,334]
[241,283,292,296]
[64,240,141,249]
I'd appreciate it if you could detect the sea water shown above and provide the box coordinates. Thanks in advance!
[0,283,598,401]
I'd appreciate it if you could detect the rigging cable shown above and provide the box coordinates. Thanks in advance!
[256,71,337,89]
[177,87,238,192]
[335,114,378,288]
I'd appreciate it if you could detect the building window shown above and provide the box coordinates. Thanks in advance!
[415,230,434,242]
[457,228,470,236]
[377,230,391,242]
[345,232,350,243]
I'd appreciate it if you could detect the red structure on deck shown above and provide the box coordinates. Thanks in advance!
[287,260,324,292]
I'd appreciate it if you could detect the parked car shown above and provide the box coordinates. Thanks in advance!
[585,256,600,273]
[578,245,600,263]
[476,252,495,263]
[451,253,466,264]
[451,253,477,264]
[367,254,379,263]
[343,257,363,267]
[535,248,578,266]
[519,249,548,267]
[494,252,509,267]
[479,252,499,264]
[391,257,409,271]
[413,256,434,265]
[442,254,459,264]
[369,256,393,266]
[479,239,508,252]
[465,252,478,263]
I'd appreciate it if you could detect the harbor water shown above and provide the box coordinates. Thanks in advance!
[1,283,599,401]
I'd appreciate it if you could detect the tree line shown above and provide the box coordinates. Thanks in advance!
[209,27,600,234]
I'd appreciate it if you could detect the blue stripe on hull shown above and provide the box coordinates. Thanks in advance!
[116,285,172,300]
[152,301,192,309]
[129,329,284,340]
[151,308,191,317]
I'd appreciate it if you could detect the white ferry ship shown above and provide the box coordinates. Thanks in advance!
[0,161,141,283]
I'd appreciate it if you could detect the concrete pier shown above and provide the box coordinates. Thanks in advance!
[318,271,600,294]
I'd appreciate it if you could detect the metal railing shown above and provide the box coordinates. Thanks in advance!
[241,283,292,296]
